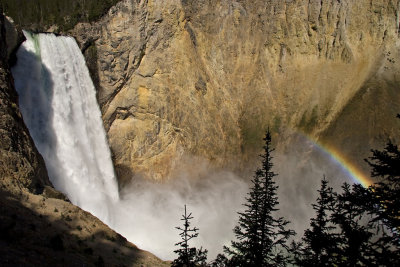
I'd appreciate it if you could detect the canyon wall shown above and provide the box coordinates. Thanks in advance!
[0,12,166,266]
[70,0,400,182]
[0,14,50,194]
[2,1,400,263]
[3,0,400,183]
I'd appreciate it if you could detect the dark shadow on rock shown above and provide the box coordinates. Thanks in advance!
[0,15,51,194]
[0,188,166,267]
[10,41,58,194]
[12,41,58,161]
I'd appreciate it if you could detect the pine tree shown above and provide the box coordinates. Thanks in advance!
[360,113,400,264]
[327,174,400,265]
[332,183,375,266]
[365,116,400,238]
[294,177,337,266]
[224,129,295,267]
[209,254,229,267]
[172,205,208,267]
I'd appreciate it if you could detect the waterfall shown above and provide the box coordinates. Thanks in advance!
[12,32,119,225]
[11,31,250,261]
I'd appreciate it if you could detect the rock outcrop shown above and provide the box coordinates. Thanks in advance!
[0,14,49,194]
[0,12,167,267]
[69,0,400,182]
[2,0,400,263]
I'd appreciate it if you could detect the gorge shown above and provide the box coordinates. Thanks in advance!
[11,32,250,260]
[12,32,119,226]
[2,0,400,265]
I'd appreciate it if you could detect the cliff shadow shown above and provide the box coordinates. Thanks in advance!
[11,42,58,185]
[0,187,165,266]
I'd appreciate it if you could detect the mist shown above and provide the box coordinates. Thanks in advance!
[12,32,370,262]
[274,132,367,239]
[110,136,361,261]
[112,160,248,260]
[11,31,250,261]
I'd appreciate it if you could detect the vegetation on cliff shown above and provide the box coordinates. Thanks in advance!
[1,0,120,31]
[0,11,168,267]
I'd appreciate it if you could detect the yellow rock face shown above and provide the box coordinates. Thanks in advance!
[73,0,400,182]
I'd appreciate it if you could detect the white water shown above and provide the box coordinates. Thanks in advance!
[11,32,249,260]
[12,32,119,225]
[11,31,363,262]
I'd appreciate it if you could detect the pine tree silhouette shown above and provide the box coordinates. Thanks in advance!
[172,205,208,267]
[293,177,337,266]
[365,116,400,238]
[224,129,294,267]
[332,183,375,266]
[360,113,400,265]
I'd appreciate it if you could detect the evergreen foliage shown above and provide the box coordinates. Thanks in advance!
[330,182,400,266]
[172,205,208,267]
[173,117,400,267]
[224,129,295,267]
[1,0,120,31]
[294,114,400,266]
[365,117,400,238]
[331,183,375,266]
[359,113,400,265]
[294,176,400,266]
[209,254,229,267]
[293,177,337,266]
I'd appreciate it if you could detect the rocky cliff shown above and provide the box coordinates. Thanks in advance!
[2,0,400,263]
[0,12,50,195]
[0,12,167,267]
[68,0,400,182]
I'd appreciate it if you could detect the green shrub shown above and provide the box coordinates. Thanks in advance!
[1,0,120,32]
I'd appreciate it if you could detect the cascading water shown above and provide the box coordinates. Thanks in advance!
[8,30,379,261]
[12,32,119,225]
[10,31,252,261]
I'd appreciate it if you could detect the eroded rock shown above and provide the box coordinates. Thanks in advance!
[70,0,400,182]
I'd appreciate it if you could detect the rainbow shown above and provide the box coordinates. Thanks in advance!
[301,134,374,188]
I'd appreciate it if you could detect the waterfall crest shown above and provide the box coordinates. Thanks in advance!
[12,32,119,225]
